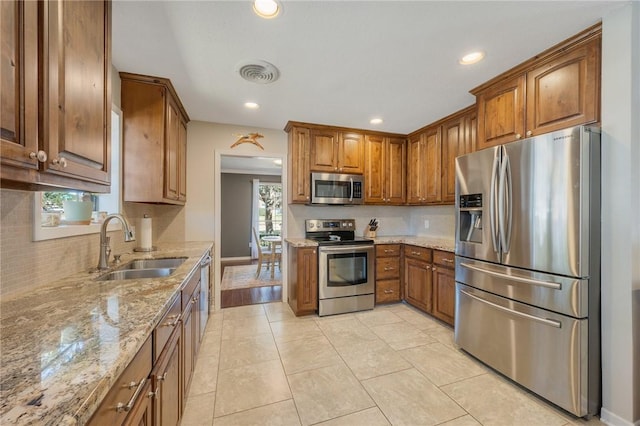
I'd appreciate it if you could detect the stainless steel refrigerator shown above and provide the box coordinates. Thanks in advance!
[454,125,601,417]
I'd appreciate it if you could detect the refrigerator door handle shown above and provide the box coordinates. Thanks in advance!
[460,262,562,290]
[498,147,512,253]
[460,289,562,328]
[490,150,500,253]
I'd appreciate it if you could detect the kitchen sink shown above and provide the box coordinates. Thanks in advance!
[118,257,187,271]
[95,268,176,281]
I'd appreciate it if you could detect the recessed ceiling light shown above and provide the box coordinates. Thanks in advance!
[459,51,485,65]
[370,118,383,125]
[244,102,260,109]
[253,0,280,19]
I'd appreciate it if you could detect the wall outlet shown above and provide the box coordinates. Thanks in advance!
[424,220,430,229]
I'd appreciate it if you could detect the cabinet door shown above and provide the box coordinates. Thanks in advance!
[43,0,111,186]
[178,118,187,202]
[526,37,600,136]
[338,132,364,173]
[432,266,455,326]
[386,137,406,204]
[442,109,475,204]
[297,247,318,313]
[310,129,339,172]
[423,126,441,203]
[152,329,181,426]
[364,134,385,203]
[288,126,311,203]
[182,297,195,399]
[123,380,154,426]
[476,74,526,150]
[404,257,432,312]
[1,0,39,174]
[165,96,180,201]
[406,133,423,204]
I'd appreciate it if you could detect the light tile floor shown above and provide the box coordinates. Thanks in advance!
[181,302,604,426]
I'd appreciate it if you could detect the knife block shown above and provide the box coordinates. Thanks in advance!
[365,226,377,238]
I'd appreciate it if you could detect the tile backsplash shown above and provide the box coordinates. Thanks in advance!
[0,189,185,299]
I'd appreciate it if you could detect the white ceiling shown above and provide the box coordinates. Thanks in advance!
[112,1,624,135]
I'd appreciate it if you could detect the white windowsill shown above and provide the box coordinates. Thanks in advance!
[33,194,122,242]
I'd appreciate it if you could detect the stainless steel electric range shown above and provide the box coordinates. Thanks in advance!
[305,219,375,316]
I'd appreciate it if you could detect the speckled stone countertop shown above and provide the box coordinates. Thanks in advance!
[286,236,454,252]
[0,242,213,425]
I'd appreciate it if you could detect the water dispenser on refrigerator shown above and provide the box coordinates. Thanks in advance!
[458,194,483,243]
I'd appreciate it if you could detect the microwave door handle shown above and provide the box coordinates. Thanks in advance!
[349,177,354,203]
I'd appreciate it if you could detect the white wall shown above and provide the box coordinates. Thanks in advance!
[600,3,640,425]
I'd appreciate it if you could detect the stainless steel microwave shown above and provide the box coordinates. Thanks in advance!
[310,172,364,205]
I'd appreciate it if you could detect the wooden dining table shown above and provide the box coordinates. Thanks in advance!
[261,235,282,278]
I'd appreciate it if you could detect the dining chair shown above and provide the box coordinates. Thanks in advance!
[252,227,281,278]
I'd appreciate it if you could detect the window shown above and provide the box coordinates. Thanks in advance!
[251,180,282,257]
[33,108,123,241]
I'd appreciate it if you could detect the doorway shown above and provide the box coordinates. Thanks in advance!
[217,154,284,308]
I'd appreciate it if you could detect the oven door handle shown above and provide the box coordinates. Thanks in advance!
[319,245,373,253]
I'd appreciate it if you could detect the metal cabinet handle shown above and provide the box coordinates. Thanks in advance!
[161,314,180,327]
[460,289,561,328]
[158,372,168,382]
[432,267,437,271]
[52,157,67,168]
[116,378,146,413]
[29,150,47,162]
[515,133,521,139]
[383,289,394,294]
[383,267,394,271]
[526,130,532,137]
[441,258,454,263]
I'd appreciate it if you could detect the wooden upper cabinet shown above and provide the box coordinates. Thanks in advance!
[407,126,441,204]
[473,24,601,150]
[1,0,39,174]
[406,133,423,204]
[287,126,311,204]
[338,132,364,173]
[442,106,476,203]
[121,73,190,205]
[476,74,526,150]
[310,128,339,172]
[364,134,405,204]
[43,0,112,186]
[310,129,363,173]
[526,37,600,135]
[1,0,112,192]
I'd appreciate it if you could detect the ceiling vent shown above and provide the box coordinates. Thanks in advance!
[237,60,280,84]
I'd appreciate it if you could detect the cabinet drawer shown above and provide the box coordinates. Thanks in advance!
[376,279,401,303]
[154,293,181,363]
[376,257,400,280]
[181,267,201,311]
[88,336,152,426]
[404,245,432,261]
[376,244,401,257]
[433,250,455,267]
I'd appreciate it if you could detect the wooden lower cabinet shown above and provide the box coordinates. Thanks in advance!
[123,380,154,426]
[375,244,401,303]
[288,246,318,315]
[404,257,432,312]
[182,285,200,397]
[88,337,152,426]
[432,250,456,326]
[152,328,182,426]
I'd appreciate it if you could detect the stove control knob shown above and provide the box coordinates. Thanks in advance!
[309,223,315,229]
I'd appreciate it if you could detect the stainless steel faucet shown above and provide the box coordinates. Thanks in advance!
[97,214,135,270]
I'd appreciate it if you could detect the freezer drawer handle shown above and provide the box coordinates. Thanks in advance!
[459,262,562,290]
[460,289,562,328]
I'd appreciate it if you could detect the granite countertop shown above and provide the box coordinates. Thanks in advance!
[286,236,455,252]
[0,242,213,425]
